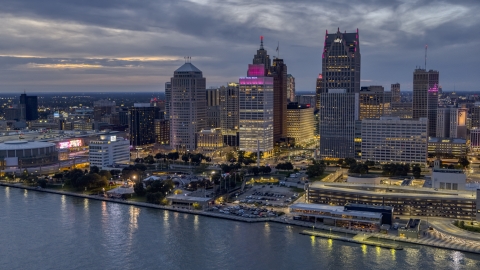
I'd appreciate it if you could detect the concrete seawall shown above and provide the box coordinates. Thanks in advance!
[0,182,271,223]
[300,230,403,250]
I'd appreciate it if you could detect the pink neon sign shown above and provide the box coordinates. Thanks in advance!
[239,77,273,85]
[428,84,439,92]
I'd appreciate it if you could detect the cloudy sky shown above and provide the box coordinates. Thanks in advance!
[1,0,479,93]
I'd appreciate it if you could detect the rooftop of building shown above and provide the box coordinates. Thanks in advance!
[309,182,477,200]
[175,63,202,73]
[290,203,383,219]
[0,140,56,150]
[428,137,467,144]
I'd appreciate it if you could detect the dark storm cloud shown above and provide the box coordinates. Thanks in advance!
[1,0,479,92]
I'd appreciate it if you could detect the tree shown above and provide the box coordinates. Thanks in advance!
[344,158,357,167]
[306,161,326,178]
[133,163,147,171]
[167,152,179,160]
[134,182,146,196]
[349,163,369,174]
[155,153,164,160]
[412,165,421,178]
[144,155,155,164]
[458,157,470,169]
[225,151,235,162]
[90,166,100,174]
[99,170,112,180]
[37,179,48,188]
[182,154,190,163]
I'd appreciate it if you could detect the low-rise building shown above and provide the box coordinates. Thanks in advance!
[197,128,223,154]
[290,203,383,230]
[428,137,467,158]
[431,168,466,191]
[89,135,130,169]
[361,117,427,163]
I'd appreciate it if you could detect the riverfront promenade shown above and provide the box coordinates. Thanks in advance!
[2,181,480,254]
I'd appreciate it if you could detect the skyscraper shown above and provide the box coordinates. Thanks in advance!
[413,69,439,137]
[238,64,274,154]
[219,83,240,147]
[359,86,386,120]
[129,103,156,147]
[391,83,401,103]
[93,99,116,122]
[170,62,207,151]
[318,28,361,159]
[165,82,172,120]
[287,74,295,102]
[20,93,38,121]
[271,58,288,142]
[253,36,271,74]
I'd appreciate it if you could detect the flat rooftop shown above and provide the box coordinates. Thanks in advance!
[309,182,477,200]
[290,203,383,219]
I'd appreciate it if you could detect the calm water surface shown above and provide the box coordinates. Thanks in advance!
[1,186,480,270]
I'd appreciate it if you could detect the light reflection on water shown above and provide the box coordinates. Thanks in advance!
[1,186,480,270]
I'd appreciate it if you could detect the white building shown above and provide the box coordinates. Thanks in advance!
[431,168,466,191]
[89,135,130,169]
[170,62,207,151]
[238,64,274,154]
[361,116,427,163]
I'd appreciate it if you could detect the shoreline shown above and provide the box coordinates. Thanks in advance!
[2,182,480,255]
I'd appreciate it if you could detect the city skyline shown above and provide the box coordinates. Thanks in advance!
[1,0,480,93]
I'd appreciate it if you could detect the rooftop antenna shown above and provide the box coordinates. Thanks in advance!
[276,41,279,58]
[425,44,428,70]
[260,36,264,50]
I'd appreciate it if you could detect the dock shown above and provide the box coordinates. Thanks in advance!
[300,230,403,250]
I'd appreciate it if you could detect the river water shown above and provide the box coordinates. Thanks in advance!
[1,186,480,270]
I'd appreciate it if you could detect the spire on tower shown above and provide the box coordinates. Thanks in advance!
[260,36,264,50]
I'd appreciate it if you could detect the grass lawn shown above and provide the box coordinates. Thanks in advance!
[290,187,306,193]
[46,184,78,193]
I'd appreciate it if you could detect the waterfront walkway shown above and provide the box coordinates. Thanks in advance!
[2,181,480,254]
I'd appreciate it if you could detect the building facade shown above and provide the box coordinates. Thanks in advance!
[412,69,439,137]
[238,64,274,154]
[391,83,401,103]
[196,128,224,154]
[20,93,38,121]
[154,119,170,145]
[93,99,116,122]
[129,103,156,147]
[287,74,295,102]
[170,62,207,151]
[428,138,467,158]
[319,91,359,159]
[359,86,386,120]
[89,135,130,169]
[361,117,428,163]
[318,28,361,159]
[286,103,315,145]
[271,58,288,143]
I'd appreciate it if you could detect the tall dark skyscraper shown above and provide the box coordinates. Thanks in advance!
[20,93,38,121]
[271,58,287,142]
[413,68,439,137]
[253,36,271,75]
[129,104,156,147]
[318,28,361,159]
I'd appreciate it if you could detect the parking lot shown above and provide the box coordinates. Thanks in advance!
[234,184,303,208]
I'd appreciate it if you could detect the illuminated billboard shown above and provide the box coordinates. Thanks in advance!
[58,139,83,149]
